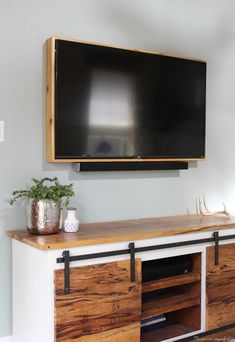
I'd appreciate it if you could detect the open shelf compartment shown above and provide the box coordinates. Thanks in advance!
[142,289,200,319]
[141,253,201,341]
[141,306,201,342]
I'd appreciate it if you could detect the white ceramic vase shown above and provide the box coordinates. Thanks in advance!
[64,207,79,233]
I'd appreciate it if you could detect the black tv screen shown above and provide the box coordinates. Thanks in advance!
[55,39,206,160]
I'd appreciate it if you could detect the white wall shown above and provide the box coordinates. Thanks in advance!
[1,0,235,337]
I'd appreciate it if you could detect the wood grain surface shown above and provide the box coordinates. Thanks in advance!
[46,37,55,162]
[6,215,235,250]
[142,292,200,320]
[207,243,235,330]
[142,272,201,293]
[65,323,140,342]
[141,322,193,342]
[54,260,141,341]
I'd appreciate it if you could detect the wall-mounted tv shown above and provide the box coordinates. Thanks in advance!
[46,37,206,163]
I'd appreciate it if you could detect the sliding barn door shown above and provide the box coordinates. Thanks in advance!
[207,243,235,330]
[54,259,142,341]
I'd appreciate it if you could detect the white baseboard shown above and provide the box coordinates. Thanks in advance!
[0,336,12,342]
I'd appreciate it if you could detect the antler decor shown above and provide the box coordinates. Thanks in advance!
[196,194,230,217]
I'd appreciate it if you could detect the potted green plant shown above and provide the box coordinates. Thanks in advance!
[10,177,75,235]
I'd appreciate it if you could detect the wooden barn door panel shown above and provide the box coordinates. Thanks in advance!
[54,259,141,341]
[207,243,235,330]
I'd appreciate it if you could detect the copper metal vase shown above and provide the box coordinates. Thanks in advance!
[26,199,61,235]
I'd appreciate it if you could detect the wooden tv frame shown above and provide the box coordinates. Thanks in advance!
[46,36,206,163]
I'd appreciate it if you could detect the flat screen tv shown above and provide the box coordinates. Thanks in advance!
[46,37,206,162]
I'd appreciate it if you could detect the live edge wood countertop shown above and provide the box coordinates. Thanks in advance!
[6,215,235,251]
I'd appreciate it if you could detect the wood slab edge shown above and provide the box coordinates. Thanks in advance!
[6,221,235,251]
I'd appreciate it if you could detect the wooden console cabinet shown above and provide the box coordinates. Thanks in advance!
[7,215,235,342]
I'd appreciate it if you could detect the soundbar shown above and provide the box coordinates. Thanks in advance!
[74,162,188,172]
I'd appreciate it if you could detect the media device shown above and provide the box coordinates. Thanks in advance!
[46,38,206,164]
[142,255,192,283]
